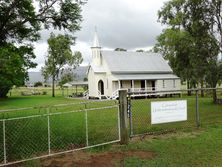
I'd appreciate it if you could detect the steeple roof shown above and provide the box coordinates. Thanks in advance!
[92,27,100,48]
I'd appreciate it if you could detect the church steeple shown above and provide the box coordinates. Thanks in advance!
[92,27,100,48]
[91,27,102,66]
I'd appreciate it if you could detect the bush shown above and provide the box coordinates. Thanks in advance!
[34,82,43,87]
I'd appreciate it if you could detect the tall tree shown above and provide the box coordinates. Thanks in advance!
[206,0,222,54]
[0,43,36,97]
[42,33,83,97]
[0,0,85,98]
[156,0,221,102]
[154,29,197,95]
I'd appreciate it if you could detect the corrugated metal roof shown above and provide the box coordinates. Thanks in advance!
[101,51,172,73]
[113,74,179,80]
[69,81,88,86]
[63,83,72,87]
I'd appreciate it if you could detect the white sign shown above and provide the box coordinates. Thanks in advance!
[151,100,187,124]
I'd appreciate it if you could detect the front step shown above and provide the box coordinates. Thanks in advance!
[100,95,110,99]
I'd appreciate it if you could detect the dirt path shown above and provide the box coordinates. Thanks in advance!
[41,149,156,167]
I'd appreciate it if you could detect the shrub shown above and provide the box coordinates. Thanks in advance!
[34,82,43,87]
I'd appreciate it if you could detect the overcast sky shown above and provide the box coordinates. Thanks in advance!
[30,0,168,72]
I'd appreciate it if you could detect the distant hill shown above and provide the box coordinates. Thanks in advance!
[26,66,88,85]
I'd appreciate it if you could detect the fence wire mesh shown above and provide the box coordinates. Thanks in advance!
[5,117,48,162]
[0,100,120,166]
[128,89,222,137]
[0,121,3,164]
[129,98,196,136]
[50,111,86,153]
[87,106,120,146]
[1,88,222,165]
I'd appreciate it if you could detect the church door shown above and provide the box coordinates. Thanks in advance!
[98,80,104,95]
[141,80,145,90]
[151,81,155,91]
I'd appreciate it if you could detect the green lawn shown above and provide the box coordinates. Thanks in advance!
[123,125,222,167]
[130,96,222,136]
[24,125,222,167]
[0,87,86,110]
[6,86,85,98]
[0,94,119,164]
[0,91,222,166]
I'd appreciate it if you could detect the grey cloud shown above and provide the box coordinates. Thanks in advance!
[76,0,166,49]
[31,0,167,71]
[36,0,166,49]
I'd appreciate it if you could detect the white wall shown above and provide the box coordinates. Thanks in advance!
[122,80,131,88]
[92,48,101,66]
[156,79,180,91]
[88,68,97,97]
[134,80,141,88]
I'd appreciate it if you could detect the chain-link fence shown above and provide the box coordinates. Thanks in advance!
[127,88,222,137]
[1,88,222,165]
[0,100,120,166]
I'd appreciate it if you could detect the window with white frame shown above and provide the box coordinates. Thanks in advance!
[163,80,165,88]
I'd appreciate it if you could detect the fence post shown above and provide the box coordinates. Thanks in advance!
[3,120,6,164]
[47,108,51,155]
[195,90,200,127]
[128,96,133,137]
[84,103,89,147]
[118,90,129,144]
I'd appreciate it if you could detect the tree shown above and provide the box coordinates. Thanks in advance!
[58,72,74,96]
[42,33,83,97]
[34,81,43,87]
[156,0,221,102]
[0,43,36,97]
[83,77,88,90]
[136,49,145,52]
[206,0,222,54]
[58,72,74,88]
[205,59,222,101]
[0,0,84,98]
[114,48,127,51]
[154,29,197,95]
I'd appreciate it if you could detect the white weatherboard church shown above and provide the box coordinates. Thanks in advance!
[87,31,181,99]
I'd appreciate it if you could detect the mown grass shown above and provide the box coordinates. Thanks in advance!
[25,125,222,167]
[122,125,222,167]
[131,96,222,135]
[7,86,84,97]
[0,90,120,163]
[0,99,119,163]
[0,90,222,165]
[0,87,85,110]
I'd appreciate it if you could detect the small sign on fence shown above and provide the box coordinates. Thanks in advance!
[151,100,187,124]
